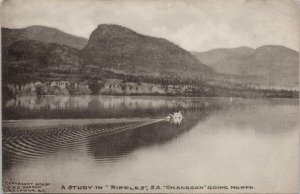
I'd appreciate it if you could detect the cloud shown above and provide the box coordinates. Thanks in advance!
[1,0,299,51]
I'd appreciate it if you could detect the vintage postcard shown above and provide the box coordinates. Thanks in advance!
[1,0,299,193]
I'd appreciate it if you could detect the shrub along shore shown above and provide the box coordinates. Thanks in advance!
[3,79,299,99]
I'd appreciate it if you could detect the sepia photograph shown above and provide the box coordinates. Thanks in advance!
[1,0,299,193]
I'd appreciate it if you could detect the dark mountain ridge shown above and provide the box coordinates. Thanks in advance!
[2,25,88,49]
[2,24,298,98]
[2,39,81,84]
[82,24,214,80]
[3,24,214,84]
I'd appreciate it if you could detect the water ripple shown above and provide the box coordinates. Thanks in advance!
[3,119,164,167]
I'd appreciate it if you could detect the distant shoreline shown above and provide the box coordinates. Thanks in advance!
[4,93,299,99]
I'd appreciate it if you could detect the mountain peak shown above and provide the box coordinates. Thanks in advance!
[93,24,138,37]
[97,24,129,29]
[83,24,213,79]
[25,25,55,30]
[255,45,299,54]
[253,45,299,60]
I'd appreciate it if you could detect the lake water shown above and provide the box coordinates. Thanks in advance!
[2,96,299,193]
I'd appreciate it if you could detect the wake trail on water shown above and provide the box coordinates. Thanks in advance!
[3,118,167,161]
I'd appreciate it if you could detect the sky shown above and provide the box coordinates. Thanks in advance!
[1,0,299,52]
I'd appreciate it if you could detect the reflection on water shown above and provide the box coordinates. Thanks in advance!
[2,96,299,193]
[3,95,225,119]
[4,95,204,110]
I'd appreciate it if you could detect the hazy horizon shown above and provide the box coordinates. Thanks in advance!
[2,0,299,52]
